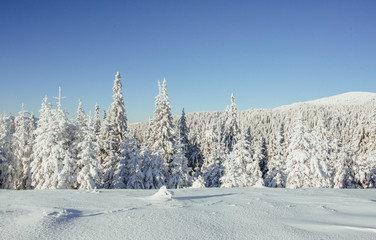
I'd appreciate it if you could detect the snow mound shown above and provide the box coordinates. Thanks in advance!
[307,92,376,106]
[191,176,206,188]
[148,186,174,201]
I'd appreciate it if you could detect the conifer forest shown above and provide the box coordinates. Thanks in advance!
[1,72,375,190]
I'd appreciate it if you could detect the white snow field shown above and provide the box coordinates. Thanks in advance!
[1,187,375,240]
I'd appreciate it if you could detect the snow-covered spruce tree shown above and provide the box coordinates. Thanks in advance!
[149,79,176,167]
[351,113,376,188]
[201,124,218,169]
[349,116,371,188]
[187,135,203,175]
[97,110,116,188]
[31,97,77,189]
[285,115,331,189]
[221,93,241,153]
[97,72,128,188]
[148,79,190,188]
[0,115,15,188]
[177,108,201,178]
[111,137,144,189]
[168,145,191,188]
[177,108,193,167]
[247,138,264,186]
[76,116,101,190]
[203,141,225,188]
[259,138,268,179]
[332,141,358,188]
[110,72,128,136]
[94,103,101,134]
[141,148,166,189]
[266,124,287,188]
[5,105,34,189]
[76,99,87,127]
[220,134,254,188]
[366,112,376,187]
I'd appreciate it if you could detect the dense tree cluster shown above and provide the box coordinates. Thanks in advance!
[1,73,375,189]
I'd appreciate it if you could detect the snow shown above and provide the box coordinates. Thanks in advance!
[307,92,376,106]
[1,187,375,239]
[275,91,376,110]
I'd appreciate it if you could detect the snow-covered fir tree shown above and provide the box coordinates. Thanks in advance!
[203,141,225,188]
[76,99,87,127]
[94,103,101,134]
[148,79,190,188]
[76,117,101,190]
[111,137,144,189]
[110,72,128,138]
[148,79,176,167]
[141,149,166,189]
[167,145,191,188]
[6,105,34,189]
[332,141,357,188]
[0,115,15,189]
[177,108,193,167]
[285,115,331,188]
[220,134,254,187]
[31,97,77,189]
[97,72,128,188]
[259,138,268,179]
[221,93,241,153]
[266,124,287,188]
[352,114,376,188]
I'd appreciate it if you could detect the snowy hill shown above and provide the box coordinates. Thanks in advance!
[307,92,376,106]
[1,187,375,240]
[275,91,376,110]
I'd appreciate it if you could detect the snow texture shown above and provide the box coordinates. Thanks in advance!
[0,188,375,240]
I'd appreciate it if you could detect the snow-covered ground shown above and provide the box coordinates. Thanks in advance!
[1,187,375,240]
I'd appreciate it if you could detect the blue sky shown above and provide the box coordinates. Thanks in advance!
[1,1,375,122]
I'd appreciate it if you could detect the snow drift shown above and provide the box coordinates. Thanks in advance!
[1,187,376,240]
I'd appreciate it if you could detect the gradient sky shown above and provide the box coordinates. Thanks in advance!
[1,1,376,122]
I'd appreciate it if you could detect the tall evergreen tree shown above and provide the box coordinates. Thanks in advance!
[76,99,87,127]
[221,93,241,153]
[149,79,176,167]
[97,72,128,188]
[94,103,101,134]
[177,109,192,165]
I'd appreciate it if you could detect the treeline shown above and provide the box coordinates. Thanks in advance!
[1,73,375,190]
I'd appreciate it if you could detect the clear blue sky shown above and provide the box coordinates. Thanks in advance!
[1,0,375,122]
